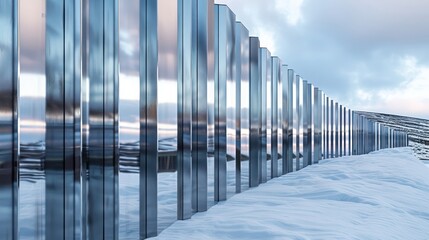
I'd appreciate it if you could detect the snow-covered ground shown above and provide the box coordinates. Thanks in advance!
[153,147,429,240]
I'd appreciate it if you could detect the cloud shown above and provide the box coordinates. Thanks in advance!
[215,0,429,119]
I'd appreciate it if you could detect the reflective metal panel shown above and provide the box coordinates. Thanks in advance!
[192,0,211,211]
[325,96,329,158]
[302,81,309,167]
[313,88,322,164]
[339,105,343,157]
[0,1,18,238]
[329,99,334,158]
[45,0,81,238]
[249,37,260,187]
[87,0,119,238]
[118,0,140,238]
[158,0,182,228]
[270,57,281,178]
[259,48,270,182]
[277,62,283,176]
[214,4,235,201]
[334,102,339,158]
[283,68,294,174]
[348,109,352,155]
[139,0,158,237]
[296,76,303,170]
[235,22,249,192]
[292,74,298,169]
[176,0,190,220]
[19,1,47,238]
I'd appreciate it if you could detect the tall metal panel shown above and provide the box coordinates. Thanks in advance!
[259,48,270,182]
[339,105,343,157]
[321,92,325,160]
[139,0,158,236]
[176,0,191,220]
[348,109,352,155]
[45,0,81,238]
[214,4,235,201]
[87,0,119,239]
[0,1,19,239]
[313,89,322,164]
[329,99,333,158]
[307,84,313,165]
[118,0,140,238]
[334,102,339,158]
[302,81,308,167]
[325,96,329,158]
[296,76,303,170]
[277,62,283,176]
[192,0,211,211]
[284,68,294,173]
[235,22,249,193]
[271,57,281,178]
[19,1,47,238]
[249,37,260,187]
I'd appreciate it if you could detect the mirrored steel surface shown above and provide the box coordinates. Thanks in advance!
[177,0,191,220]
[192,0,211,210]
[259,48,270,182]
[139,0,158,237]
[282,67,293,174]
[270,57,281,177]
[313,88,322,164]
[248,37,260,187]
[296,76,303,170]
[214,4,235,201]
[45,0,81,238]
[302,81,309,167]
[0,1,19,239]
[235,22,249,192]
[87,0,119,238]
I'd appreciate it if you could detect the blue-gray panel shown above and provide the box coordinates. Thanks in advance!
[235,22,249,193]
[214,4,235,201]
[192,0,211,211]
[0,1,18,239]
[177,0,192,220]
[283,68,294,174]
[296,76,303,170]
[270,57,281,178]
[87,0,119,238]
[249,37,260,187]
[302,81,309,167]
[259,48,270,182]
[45,0,81,238]
[140,0,158,237]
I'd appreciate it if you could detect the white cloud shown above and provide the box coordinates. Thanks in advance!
[274,0,304,26]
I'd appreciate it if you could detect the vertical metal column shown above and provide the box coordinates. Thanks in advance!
[177,0,193,220]
[191,0,211,211]
[339,105,343,157]
[329,99,336,158]
[296,76,303,170]
[45,0,81,238]
[334,102,339,158]
[271,57,281,178]
[313,88,322,164]
[214,4,235,201]
[307,84,313,165]
[249,37,260,187]
[348,109,352,155]
[235,22,249,193]
[139,0,158,236]
[259,48,270,182]
[325,96,330,158]
[0,1,19,239]
[284,68,294,173]
[302,81,309,167]
[87,0,119,239]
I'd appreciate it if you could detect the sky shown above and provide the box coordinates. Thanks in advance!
[216,0,429,119]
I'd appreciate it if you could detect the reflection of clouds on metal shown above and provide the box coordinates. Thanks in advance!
[1,1,411,239]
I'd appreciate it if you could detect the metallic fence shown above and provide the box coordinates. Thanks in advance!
[0,1,409,239]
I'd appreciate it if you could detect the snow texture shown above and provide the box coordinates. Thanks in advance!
[153,147,429,240]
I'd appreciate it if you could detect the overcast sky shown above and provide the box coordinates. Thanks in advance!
[216,0,429,119]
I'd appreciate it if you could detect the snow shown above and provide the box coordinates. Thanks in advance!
[153,147,429,240]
